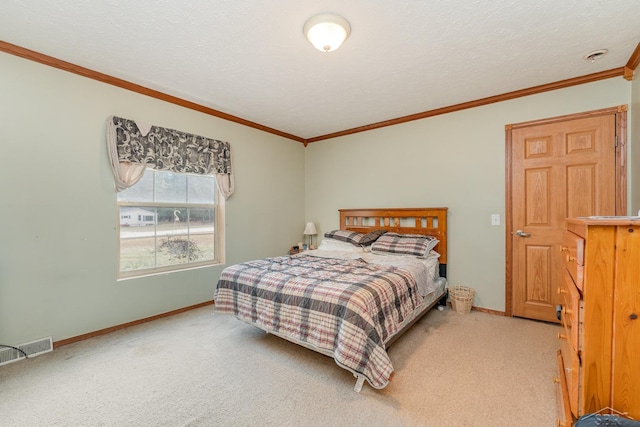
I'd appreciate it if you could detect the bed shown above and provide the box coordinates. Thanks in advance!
[214,207,448,392]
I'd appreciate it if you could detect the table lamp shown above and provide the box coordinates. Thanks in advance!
[303,222,318,249]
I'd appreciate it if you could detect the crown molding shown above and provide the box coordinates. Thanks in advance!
[624,41,640,80]
[0,40,305,144]
[306,67,626,143]
[2,40,637,146]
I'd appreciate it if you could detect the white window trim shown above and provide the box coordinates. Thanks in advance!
[116,183,225,281]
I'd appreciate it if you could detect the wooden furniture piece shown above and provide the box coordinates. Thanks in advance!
[288,246,301,255]
[339,207,449,349]
[215,207,448,392]
[340,207,448,276]
[555,217,640,426]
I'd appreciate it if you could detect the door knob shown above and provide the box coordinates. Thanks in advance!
[515,229,531,237]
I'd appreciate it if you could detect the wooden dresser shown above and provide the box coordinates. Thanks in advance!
[555,217,640,426]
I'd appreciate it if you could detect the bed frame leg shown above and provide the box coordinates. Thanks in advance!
[438,289,449,308]
[354,375,365,393]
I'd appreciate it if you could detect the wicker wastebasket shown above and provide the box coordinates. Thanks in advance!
[449,285,475,314]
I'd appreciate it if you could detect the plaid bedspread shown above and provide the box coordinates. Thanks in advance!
[214,254,422,389]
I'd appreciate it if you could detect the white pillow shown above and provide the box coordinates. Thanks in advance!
[425,250,441,259]
[317,238,364,253]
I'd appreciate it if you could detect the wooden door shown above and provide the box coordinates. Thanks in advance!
[508,110,621,322]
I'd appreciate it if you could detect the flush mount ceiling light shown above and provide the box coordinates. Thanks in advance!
[583,49,608,62]
[303,13,351,53]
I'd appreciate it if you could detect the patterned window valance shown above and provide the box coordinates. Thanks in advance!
[106,116,234,198]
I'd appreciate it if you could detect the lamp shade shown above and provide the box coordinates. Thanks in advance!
[303,14,351,52]
[303,222,318,235]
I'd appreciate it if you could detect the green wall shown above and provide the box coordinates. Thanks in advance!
[1,48,635,345]
[0,52,305,345]
[304,78,633,312]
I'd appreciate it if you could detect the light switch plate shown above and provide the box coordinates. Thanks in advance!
[491,214,500,226]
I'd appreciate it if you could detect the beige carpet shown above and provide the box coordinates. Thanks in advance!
[0,305,560,426]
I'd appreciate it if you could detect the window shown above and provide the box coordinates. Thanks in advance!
[117,169,223,279]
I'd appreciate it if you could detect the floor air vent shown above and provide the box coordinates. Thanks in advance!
[0,337,53,366]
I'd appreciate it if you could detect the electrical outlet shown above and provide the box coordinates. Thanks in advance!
[491,214,500,226]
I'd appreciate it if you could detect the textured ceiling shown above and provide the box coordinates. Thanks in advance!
[1,0,639,140]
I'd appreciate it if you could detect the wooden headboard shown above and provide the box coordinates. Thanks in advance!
[339,207,448,265]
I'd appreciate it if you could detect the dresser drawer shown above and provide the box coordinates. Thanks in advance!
[560,269,581,353]
[562,232,585,292]
[556,350,574,427]
[559,333,580,417]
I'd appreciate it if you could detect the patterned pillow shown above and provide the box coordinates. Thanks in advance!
[358,229,388,246]
[370,232,439,257]
[323,230,365,246]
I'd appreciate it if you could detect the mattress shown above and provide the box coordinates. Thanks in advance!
[214,249,445,389]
